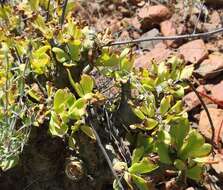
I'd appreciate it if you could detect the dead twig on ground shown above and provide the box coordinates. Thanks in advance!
[104,27,223,46]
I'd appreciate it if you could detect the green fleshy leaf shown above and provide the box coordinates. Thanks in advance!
[74,74,94,97]
[156,142,172,164]
[132,147,145,164]
[28,88,41,102]
[71,120,82,132]
[32,15,53,38]
[68,98,86,120]
[168,101,183,114]
[68,40,81,61]
[169,117,190,150]
[159,95,172,116]
[120,57,133,71]
[190,143,212,158]
[179,130,205,160]
[31,56,49,74]
[53,89,75,113]
[174,159,186,170]
[186,164,203,181]
[144,118,158,130]
[132,107,145,120]
[173,85,185,97]
[96,49,119,67]
[68,136,76,150]
[54,89,67,113]
[142,103,155,118]
[80,125,96,140]
[131,174,150,190]
[180,65,194,80]
[136,134,154,153]
[34,45,51,56]
[129,157,158,174]
[49,112,68,137]
[52,47,69,63]
[30,0,39,10]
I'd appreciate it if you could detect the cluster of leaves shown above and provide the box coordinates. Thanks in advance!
[100,55,210,189]
[0,0,93,170]
[0,0,211,189]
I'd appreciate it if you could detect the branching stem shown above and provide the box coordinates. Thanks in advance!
[60,0,68,27]
[87,106,125,190]
[186,80,215,156]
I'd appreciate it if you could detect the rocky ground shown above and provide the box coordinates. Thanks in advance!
[1,0,223,190]
[76,0,223,189]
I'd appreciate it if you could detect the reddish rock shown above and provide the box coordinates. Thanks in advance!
[134,53,151,69]
[160,20,177,46]
[210,11,221,26]
[119,30,130,40]
[211,153,223,176]
[202,23,217,32]
[160,20,176,36]
[138,4,172,31]
[132,31,140,39]
[95,17,121,33]
[165,178,179,190]
[122,17,141,30]
[198,108,223,142]
[211,81,223,103]
[195,53,223,79]
[139,28,160,50]
[217,39,223,51]
[206,43,219,52]
[183,92,201,111]
[131,17,141,30]
[177,24,186,35]
[134,42,172,68]
[183,85,212,111]
[179,40,208,64]
[138,4,172,22]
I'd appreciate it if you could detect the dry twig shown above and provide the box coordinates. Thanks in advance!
[105,27,223,46]
[186,80,215,156]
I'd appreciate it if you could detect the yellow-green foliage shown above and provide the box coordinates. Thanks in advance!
[0,1,210,189]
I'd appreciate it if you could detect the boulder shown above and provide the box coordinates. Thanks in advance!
[183,85,213,111]
[138,4,172,31]
[139,28,161,50]
[211,153,223,176]
[160,20,177,46]
[210,11,221,26]
[211,80,223,103]
[179,40,208,64]
[134,42,172,68]
[195,53,223,79]
[198,108,223,142]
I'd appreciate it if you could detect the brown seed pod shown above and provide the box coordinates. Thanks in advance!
[65,158,85,181]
